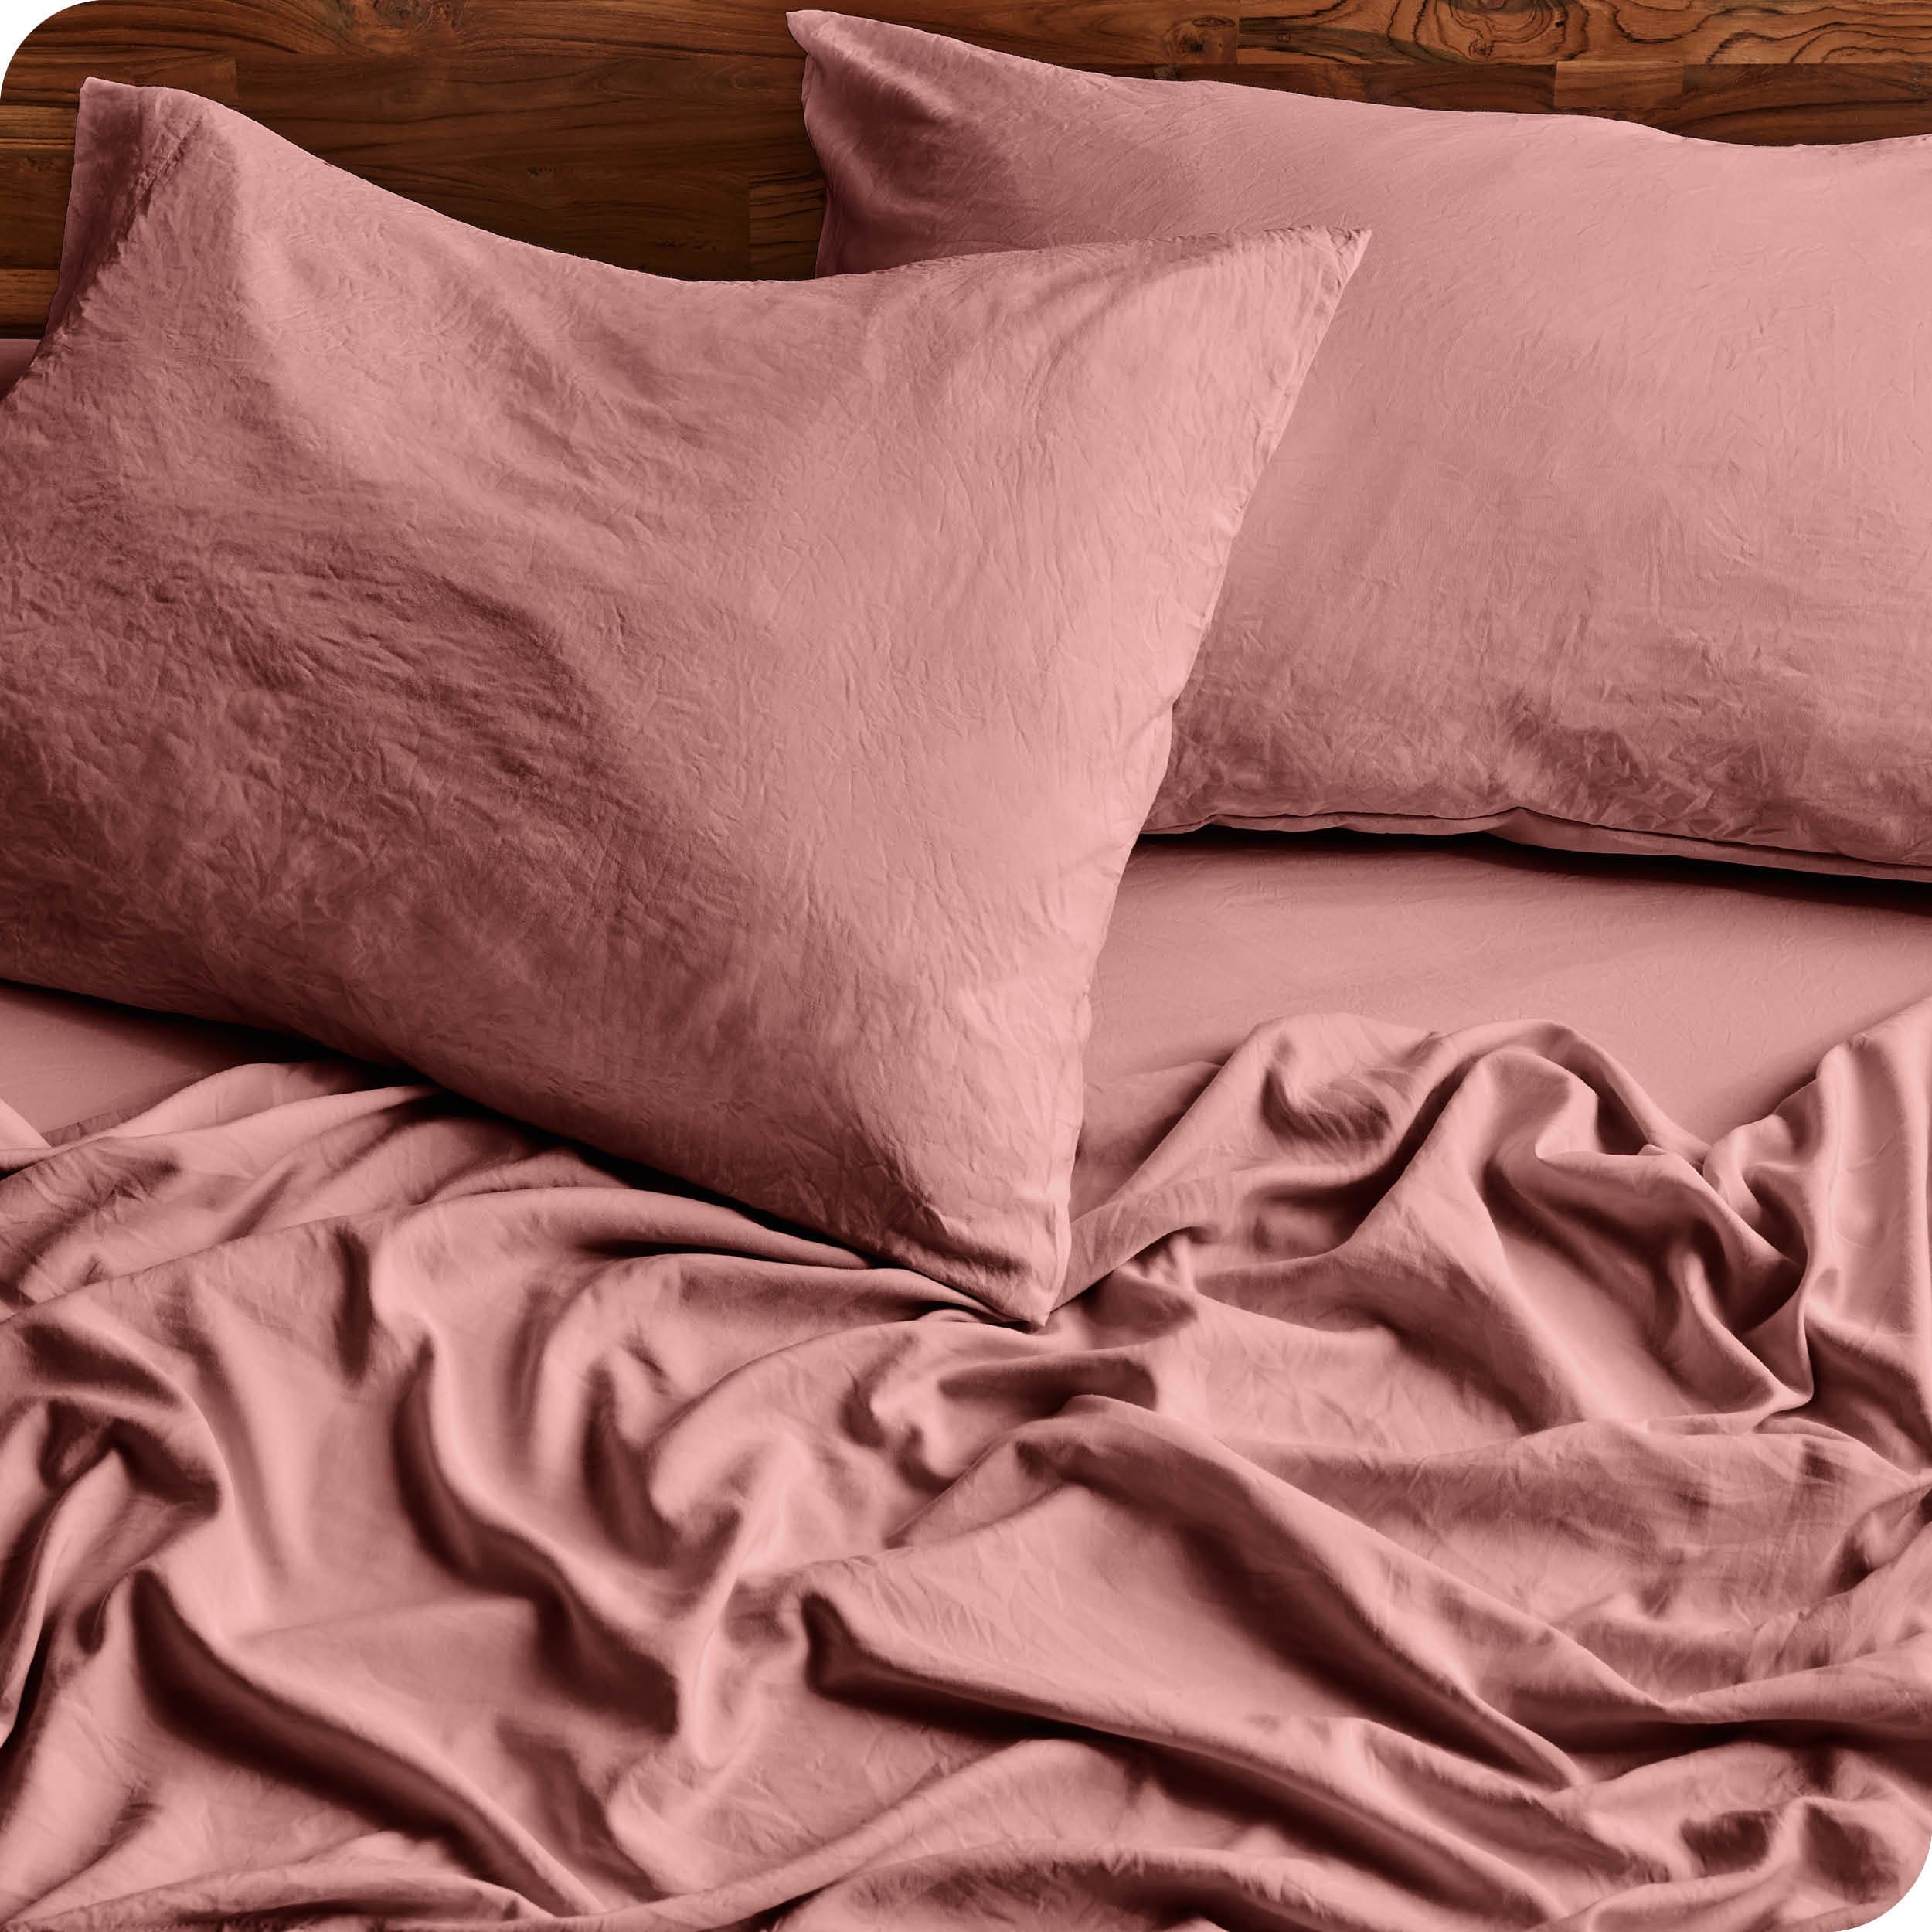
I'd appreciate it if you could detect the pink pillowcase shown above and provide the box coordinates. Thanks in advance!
[0,79,1363,1322]
[797,12,1932,880]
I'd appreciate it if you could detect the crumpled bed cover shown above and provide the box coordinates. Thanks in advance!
[3,1002,1931,1928]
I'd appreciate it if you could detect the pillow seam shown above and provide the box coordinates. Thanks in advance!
[42,97,204,352]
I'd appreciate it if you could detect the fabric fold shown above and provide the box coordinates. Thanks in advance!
[4,1008,1932,1926]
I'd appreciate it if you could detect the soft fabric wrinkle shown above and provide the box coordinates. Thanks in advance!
[6,1011,1932,1923]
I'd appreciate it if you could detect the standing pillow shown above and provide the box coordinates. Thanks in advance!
[796,11,1932,880]
[0,80,1364,1325]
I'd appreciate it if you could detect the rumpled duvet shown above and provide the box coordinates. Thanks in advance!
[5,1002,1932,1929]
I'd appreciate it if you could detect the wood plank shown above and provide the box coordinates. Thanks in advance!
[5,0,1225,106]
[1220,48,1932,137]
[1641,58,1932,138]
[0,267,56,335]
[448,0,1234,63]
[1240,12,1580,64]
[233,49,813,163]
[13,0,464,68]
[748,168,825,276]
[1549,60,1686,115]
[0,106,73,270]
[1237,0,1932,67]
[5,0,1931,310]
[1189,53,1557,107]
[5,47,239,102]
[233,51,815,277]
[1,49,828,284]
[0,104,75,145]
[1599,0,1932,63]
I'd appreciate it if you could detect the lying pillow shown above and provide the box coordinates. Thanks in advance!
[0,79,1363,1323]
[796,12,1932,880]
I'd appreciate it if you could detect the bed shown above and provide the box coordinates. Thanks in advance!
[6,2,1932,1926]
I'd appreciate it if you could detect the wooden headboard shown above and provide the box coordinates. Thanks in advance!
[5,0,1931,336]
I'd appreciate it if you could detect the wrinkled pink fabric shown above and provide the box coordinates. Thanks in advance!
[5,1009,1932,1926]
[797,11,1932,879]
[0,80,1362,1324]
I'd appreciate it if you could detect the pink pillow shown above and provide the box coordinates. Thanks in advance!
[0,80,1362,1322]
[798,12,1932,880]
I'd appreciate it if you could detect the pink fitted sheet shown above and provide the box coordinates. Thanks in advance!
[0,981,302,1138]
[9,832,1932,1148]
[1087,833,1932,1141]
[0,336,36,400]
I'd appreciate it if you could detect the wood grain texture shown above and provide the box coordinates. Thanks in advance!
[3,0,1930,334]
[5,0,1228,80]
[1240,0,1932,66]
[0,267,60,331]
[234,51,818,273]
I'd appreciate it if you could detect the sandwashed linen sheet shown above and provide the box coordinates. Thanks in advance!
[5,988,1932,1927]
[1086,833,1932,1148]
[0,337,35,398]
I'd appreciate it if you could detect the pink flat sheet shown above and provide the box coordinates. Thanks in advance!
[6,976,1932,1924]
[13,834,1932,1151]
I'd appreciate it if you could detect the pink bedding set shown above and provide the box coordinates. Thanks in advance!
[9,980,1932,1926]
[796,10,1932,880]
[0,78,1361,1322]
[8,45,1932,1932]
